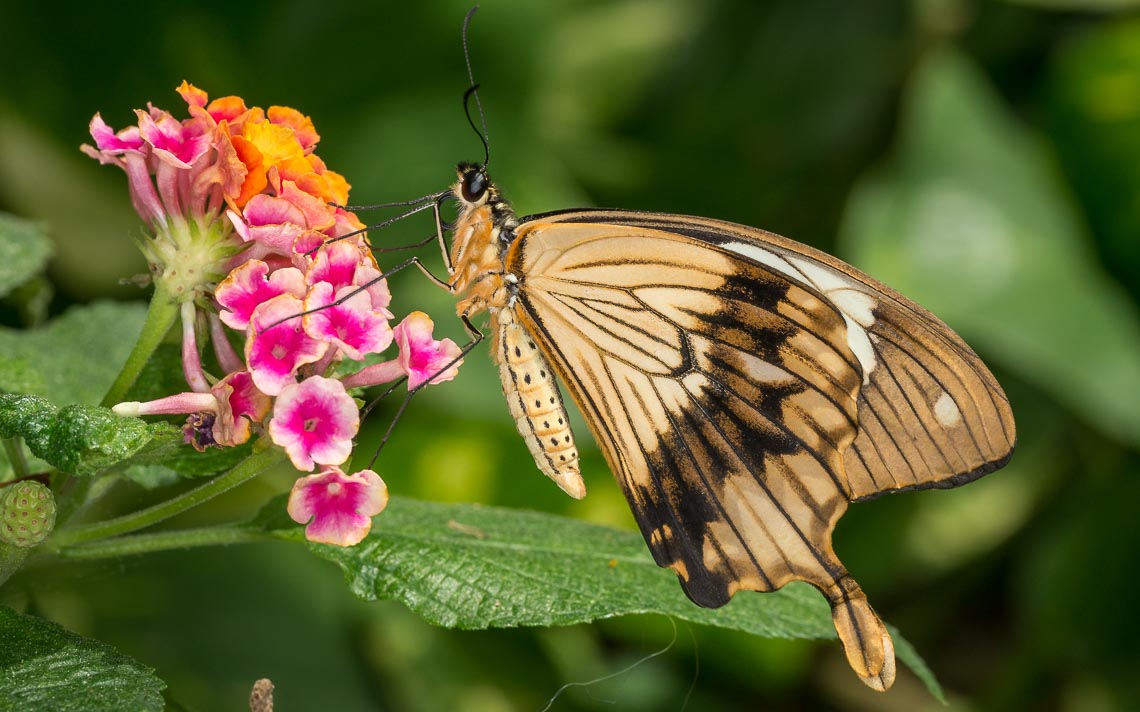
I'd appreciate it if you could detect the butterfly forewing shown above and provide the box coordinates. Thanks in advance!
[521,209,1016,499]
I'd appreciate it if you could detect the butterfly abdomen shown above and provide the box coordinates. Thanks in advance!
[495,308,585,499]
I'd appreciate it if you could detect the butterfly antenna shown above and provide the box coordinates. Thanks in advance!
[462,6,490,168]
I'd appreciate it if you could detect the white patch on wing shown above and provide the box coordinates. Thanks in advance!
[933,391,962,427]
[722,241,805,281]
[829,289,876,328]
[722,241,879,384]
[842,316,877,384]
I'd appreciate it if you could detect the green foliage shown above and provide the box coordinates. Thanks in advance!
[263,495,944,700]
[0,213,51,300]
[1048,18,1140,303]
[0,1,1137,709]
[0,303,147,407]
[0,606,165,712]
[841,48,1140,447]
[0,395,165,477]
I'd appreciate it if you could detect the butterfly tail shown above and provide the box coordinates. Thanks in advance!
[825,576,897,691]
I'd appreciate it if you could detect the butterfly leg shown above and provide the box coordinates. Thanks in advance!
[364,313,485,469]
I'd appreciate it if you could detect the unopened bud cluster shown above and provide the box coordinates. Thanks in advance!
[0,480,56,548]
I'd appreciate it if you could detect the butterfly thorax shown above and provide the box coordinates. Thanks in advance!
[448,166,519,321]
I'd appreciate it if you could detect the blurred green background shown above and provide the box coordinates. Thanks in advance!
[3,0,1140,709]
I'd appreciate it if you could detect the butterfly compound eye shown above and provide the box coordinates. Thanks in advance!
[462,168,488,203]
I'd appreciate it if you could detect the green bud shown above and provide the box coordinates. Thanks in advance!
[0,480,56,548]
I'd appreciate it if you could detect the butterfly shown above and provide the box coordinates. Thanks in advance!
[343,7,1016,691]
[413,159,1016,692]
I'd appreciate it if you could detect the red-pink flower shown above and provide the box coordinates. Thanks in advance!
[287,466,388,546]
[246,294,329,396]
[303,282,394,361]
[306,241,391,313]
[137,107,211,168]
[210,370,273,447]
[112,370,270,449]
[394,311,463,389]
[227,193,326,262]
[215,260,306,330]
[268,376,359,471]
[338,311,464,391]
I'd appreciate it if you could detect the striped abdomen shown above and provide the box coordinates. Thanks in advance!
[495,308,585,499]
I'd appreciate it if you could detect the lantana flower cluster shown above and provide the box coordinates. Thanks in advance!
[84,83,462,546]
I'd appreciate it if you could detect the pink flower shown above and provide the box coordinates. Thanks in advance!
[215,260,306,330]
[210,370,272,447]
[246,294,329,396]
[82,114,165,227]
[228,193,315,258]
[112,370,270,449]
[268,376,359,471]
[87,114,144,155]
[339,311,464,391]
[306,241,391,312]
[302,282,394,360]
[137,107,211,167]
[287,466,388,546]
[394,312,463,389]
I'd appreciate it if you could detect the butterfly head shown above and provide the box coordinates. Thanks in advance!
[457,161,489,205]
[453,162,517,237]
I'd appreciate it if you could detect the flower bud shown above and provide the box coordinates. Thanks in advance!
[0,480,57,548]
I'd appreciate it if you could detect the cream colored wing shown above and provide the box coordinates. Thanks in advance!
[507,215,975,690]
[519,209,1016,502]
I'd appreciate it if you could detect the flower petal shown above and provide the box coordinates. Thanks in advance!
[216,260,306,330]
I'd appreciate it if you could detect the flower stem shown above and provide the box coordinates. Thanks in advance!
[53,526,272,560]
[1,437,30,479]
[100,280,181,408]
[48,444,287,549]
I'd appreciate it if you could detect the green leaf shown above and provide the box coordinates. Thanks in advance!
[264,496,942,699]
[0,302,147,406]
[119,438,255,482]
[0,213,52,300]
[0,359,45,398]
[0,606,165,711]
[840,48,1140,447]
[0,395,163,477]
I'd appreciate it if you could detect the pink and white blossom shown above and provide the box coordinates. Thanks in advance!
[215,260,306,330]
[246,294,328,396]
[268,376,359,471]
[394,311,463,389]
[303,282,394,361]
[286,466,387,546]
